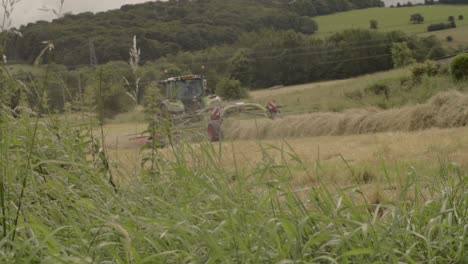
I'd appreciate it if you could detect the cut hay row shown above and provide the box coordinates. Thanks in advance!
[222,91,468,140]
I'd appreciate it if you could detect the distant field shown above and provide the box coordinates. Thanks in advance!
[250,67,467,114]
[420,26,468,48]
[314,5,468,35]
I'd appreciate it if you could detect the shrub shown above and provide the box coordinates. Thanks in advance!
[440,64,450,75]
[143,82,162,117]
[391,42,416,68]
[370,19,378,29]
[399,76,412,87]
[459,15,464,20]
[411,61,441,84]
[83,61,134,119]
[427,22,456,32]
[451,53,468,81]
[450,20,457,28]
[365,83,390,99]
[410,13,424,24]
[344,90,363,101]
[446,35,453,42]
[215,77,248,100]
[448,16,455,22]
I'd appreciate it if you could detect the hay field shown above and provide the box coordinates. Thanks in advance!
[102,69,468,201]
[224,91,468,140]
[314,5,468,35]
[107,120,468,201]
[105,91,468,179]
[106,91,468,174]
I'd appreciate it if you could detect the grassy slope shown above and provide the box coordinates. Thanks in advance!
[315,4,468,49]
[251,68,410,113]
[420,26,468,48]
[314,5,468,35]
[250,67,466,114]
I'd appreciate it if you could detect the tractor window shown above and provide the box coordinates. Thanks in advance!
[176,80,203,100]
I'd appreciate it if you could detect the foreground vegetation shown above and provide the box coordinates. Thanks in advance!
[0,109,466,262]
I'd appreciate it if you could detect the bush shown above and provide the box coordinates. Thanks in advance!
[440,64,450,75]
[450,20,457,28]
[446,35,454,42]
[365,83,390,99]
[427,22,456,32]
[399,76,412,87]
[410,13,424,24]
[344,90,363,101]
[451,53,468,81]
[391,42,416,68]
[143,82,162,117]
[215,78,248,100]
[411,61,441,84]
[459,15,464,20]
[370,19,378,29]
[83,61,134,119]
[448,16,455,22]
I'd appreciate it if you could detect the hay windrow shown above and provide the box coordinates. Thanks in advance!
[222,91,468,140]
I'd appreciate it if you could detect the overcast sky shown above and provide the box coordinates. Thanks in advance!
[383,0,424,6]
[10,0,154,28]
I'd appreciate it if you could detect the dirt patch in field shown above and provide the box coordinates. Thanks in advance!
[222,91,468,140]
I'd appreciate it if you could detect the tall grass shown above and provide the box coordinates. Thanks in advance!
[0,106,466,262]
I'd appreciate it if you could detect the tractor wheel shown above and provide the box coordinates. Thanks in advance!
[207,120,221,142]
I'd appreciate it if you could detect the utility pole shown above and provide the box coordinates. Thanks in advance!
[89,39,98,66]
[77,73,83,110]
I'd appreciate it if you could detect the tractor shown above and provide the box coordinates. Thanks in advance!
[157,74,222,121]
[143,74,222,147]
[139,74,281,147]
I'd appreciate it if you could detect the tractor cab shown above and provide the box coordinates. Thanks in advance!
[163,75,206,101]
[158,75,221,115]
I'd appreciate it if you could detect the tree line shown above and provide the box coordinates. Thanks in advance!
[4,0,384,66]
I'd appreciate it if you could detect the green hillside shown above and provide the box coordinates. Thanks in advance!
[315,5,468,34]
[5,0,384,66]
